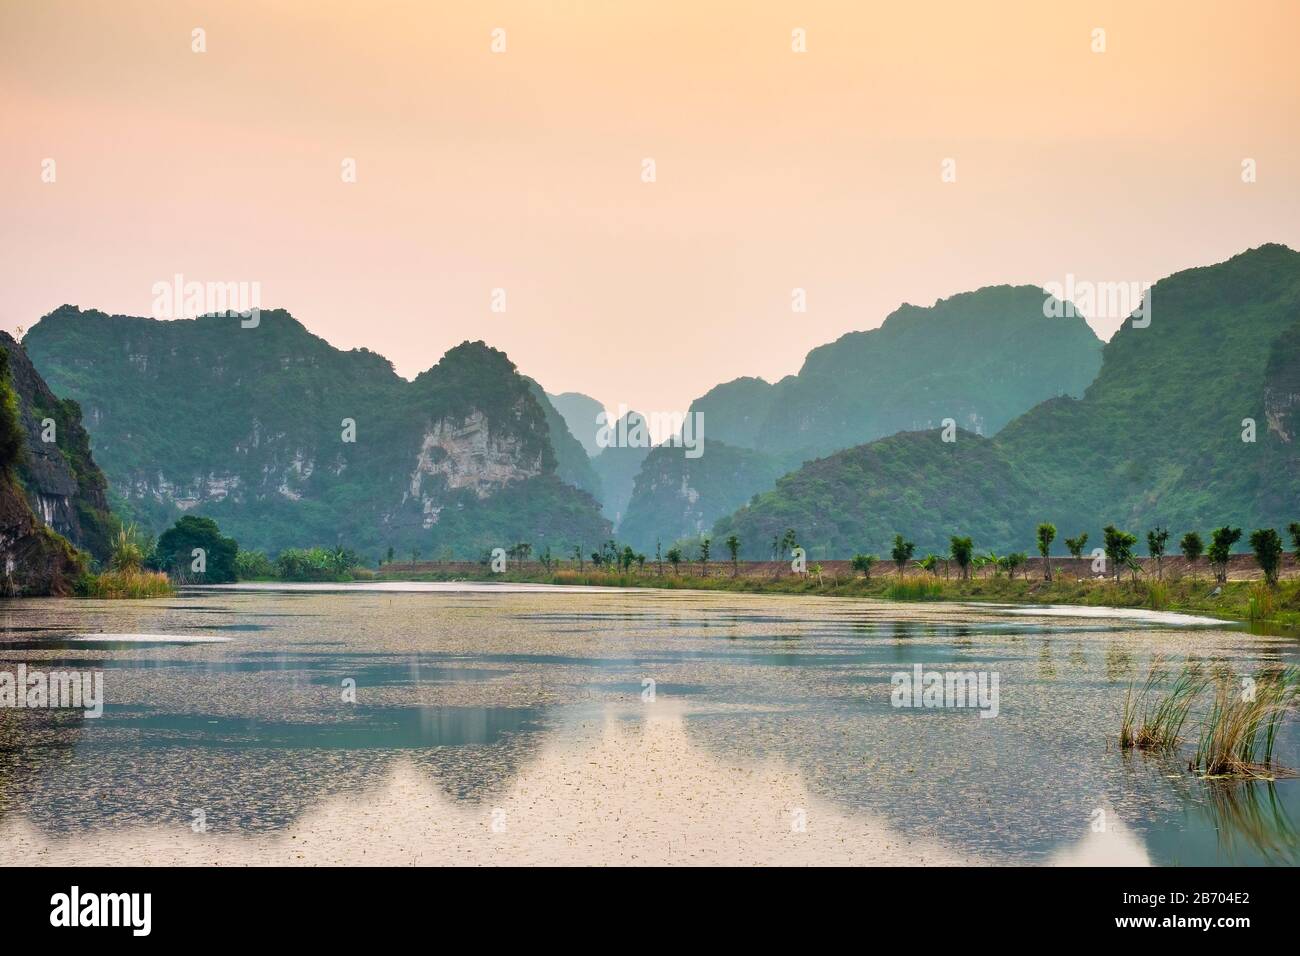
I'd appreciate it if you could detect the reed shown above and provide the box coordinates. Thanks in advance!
[76,569,173,599]
[1246,582,1275,621]
[1194,666,1299,779]
[885,574,945,601]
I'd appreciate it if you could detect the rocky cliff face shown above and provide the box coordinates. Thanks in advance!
[0,335,104,594]
[23,308,609,557]
[0,331,113,561]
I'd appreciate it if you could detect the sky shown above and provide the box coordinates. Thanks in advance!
[2,0,1298,433]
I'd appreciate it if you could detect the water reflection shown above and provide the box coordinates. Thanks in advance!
[0,588,1295,864]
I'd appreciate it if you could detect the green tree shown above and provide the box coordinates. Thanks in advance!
[153,515,238,583]
[1179,531,1204,565]
[1102,525,1137,583]
[1249,528,1283,586]
[949,536,974,580]
[1146,527,1170,580]
[666,547,683,574]
[1003,551,1027,580]
[1036,523,1056,581]
[1063,533,1088,560]
[1288,523,1300,557]
[725,534,740,576]
[780,528,798,557]
[572,543,584,571]
[697,537,711,575]
[891,534,915,577]
[1207,526,1242,584]
[850,553,877,579]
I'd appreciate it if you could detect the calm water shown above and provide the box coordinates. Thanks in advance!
[1,584,1297,865]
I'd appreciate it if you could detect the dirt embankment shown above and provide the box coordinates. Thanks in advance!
[375,553,1299,582]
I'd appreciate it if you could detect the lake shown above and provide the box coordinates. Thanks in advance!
[1,583,1296,865]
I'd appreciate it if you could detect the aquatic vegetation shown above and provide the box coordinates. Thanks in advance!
[1194,666,1299,779]
[1120,658,1208,753]
[76,569,173,598]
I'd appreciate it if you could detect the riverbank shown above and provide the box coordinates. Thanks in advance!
[373,561,1300,630]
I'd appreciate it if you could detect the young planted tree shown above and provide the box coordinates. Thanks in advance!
[850,553,877,579]
[1003,552,1027,580]
[780,528,798,558]
[1063,533,1088,560]
[1249,528,1283,586]
[666,547,683,574]
[891,534,915,578]
[621,545,636,573]
[1207,526,1242,585]
[725,534,741,577]
[1036,523,1056,581]
[697,537,711,576]
[1146,527,1170,580]
[1179,531,1203,567]
[1289,523,1300,558]
[1102,525,1137,583]
[949,536,974,580]
[572,544,585,571]
[655,539,663,576]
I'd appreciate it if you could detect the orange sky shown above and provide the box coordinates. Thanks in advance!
[2,0,1298,425]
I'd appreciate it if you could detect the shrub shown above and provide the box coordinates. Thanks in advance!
[850,553,877,579]
[1207,527,1243,584]
[1249,528,1283,586]
[1179,531,1204,564]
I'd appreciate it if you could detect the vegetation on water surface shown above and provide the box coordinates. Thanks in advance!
[76,568,173,598]
[1120,661,1299,780]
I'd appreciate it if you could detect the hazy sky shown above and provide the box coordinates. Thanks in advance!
[3,0,1298,427]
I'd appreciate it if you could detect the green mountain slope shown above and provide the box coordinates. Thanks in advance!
[589,410,650,526]
[715,244,1300,557]
[24,307,610,558]
[524,378,602,498]
[618,439,789,551]
[622,284,1102,546]
[546,391,606,457]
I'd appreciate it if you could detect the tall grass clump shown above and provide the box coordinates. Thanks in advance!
[77,569,173,598]
[885,574,945,601]
[1194,667,1299,779]
[1246,582,1276,622]
[1120,657,1207,752]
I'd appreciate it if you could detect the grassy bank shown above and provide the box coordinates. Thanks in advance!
[76,569,174,599]
[379,565,1300,630]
